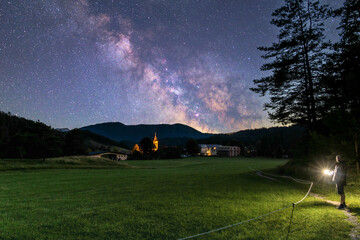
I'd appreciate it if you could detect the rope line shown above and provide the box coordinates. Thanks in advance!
[293,182,313,205]
[258,170,314,205]
[258,170,312,185]
[178,204,293,240]
[178,170,313,240]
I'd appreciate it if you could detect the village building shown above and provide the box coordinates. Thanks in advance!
[199,144,222,156]
[199,144,241,157]
[132,144,141,153]
[217,146,241,157]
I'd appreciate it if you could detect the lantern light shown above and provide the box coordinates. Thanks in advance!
[323,169,334,176]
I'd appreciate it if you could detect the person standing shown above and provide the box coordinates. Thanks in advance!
[332,155,347,209]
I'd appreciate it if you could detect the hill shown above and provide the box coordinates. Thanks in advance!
[80,122,211,142]
[0,111,129,159]
[229,125,304,145]
[200,126,304,157]
[1,111,304,158]
[81,122,304,157]
[0,111,64,159]
[64,129,130,155]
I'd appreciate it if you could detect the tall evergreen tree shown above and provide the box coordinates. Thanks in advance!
[251,0,330,131]
[336,0,360,115]
[323,0,360,111]
[322,0,360,170]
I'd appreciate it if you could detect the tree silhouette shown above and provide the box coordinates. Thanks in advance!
[186,138,200,156]
[251,0,330,131]
[139,137,154,159]
[320,0,360,171]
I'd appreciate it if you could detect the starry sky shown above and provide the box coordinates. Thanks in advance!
[0,0,343,133]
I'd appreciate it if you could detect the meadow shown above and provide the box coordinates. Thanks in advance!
[0,157,354,239]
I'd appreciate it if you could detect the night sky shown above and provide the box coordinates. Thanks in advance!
[0,0,343,133]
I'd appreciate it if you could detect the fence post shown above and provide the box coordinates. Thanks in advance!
[286,203,295,240]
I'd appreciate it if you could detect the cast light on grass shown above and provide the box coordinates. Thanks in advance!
[323,169,334,176]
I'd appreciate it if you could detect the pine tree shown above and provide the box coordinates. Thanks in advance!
[326,0,360,171]
[251,0,330,131]
[336,0,360,114]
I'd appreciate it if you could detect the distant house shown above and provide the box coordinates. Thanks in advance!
[199,144,241,157]
[198,144,222,156]
[88,151,128,161]
[132,144,141,153]
[217,146,241,157]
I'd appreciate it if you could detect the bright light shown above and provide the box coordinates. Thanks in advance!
[323,169,333,176]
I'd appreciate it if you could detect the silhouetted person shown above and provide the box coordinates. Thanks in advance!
[332,155,347,209]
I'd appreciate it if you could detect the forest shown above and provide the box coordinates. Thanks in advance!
[0,111,128,159]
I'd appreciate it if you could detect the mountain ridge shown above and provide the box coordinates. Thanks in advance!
[80,122,212,142]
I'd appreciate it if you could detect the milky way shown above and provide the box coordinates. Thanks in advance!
[0,0,343,133]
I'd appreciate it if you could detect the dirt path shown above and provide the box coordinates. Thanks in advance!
[310,193,360,240]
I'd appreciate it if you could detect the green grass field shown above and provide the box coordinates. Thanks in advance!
[0,157,354,239]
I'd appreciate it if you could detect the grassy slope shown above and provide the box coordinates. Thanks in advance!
[0,157,353,239]
[0,156,134,171]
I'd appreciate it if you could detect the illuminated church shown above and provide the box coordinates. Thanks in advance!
[132,132,158,153]
[152,132,158,151]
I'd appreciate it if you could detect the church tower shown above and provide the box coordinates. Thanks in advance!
[152,132,158,151]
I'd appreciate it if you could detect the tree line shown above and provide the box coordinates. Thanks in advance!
[0,112,64,159]
[0,111,127,159]
[251,0,360,168]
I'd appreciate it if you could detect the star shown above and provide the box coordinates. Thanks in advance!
[0,0,344,133]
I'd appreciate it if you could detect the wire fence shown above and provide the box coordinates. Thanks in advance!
[178,169,313,240]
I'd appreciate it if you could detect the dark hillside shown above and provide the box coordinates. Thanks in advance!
[0,112,130,158]
[0,111,64,159]
[64,129,130,155]
[199,125,305,158]
[81,122,211,142]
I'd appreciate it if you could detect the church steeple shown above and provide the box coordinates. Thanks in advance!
[153,132,158,151]
[154,132,157,141]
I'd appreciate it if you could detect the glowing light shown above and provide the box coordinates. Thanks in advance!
[323,169,334,176]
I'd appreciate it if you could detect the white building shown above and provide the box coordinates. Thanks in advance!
[217,146,241,157]
[198,144,241,157]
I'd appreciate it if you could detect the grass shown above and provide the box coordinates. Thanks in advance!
[0,156,134,171]
[0,157,354,239]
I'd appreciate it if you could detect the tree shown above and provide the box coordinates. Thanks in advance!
[139,137,154,156]
[64,129,88,156]
[10,134,27,159]
[186,138,200,156]
[321,0,360,171]
[336,0,360,172]
[251,0,330,131]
